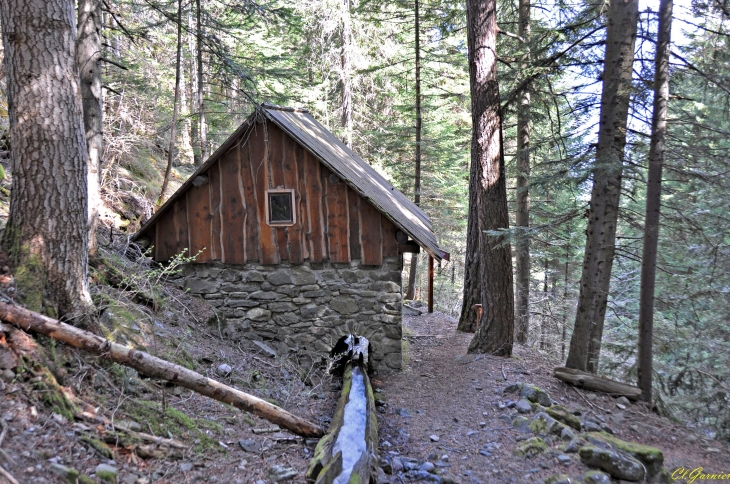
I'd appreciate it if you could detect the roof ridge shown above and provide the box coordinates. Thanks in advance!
[260,103,309,114]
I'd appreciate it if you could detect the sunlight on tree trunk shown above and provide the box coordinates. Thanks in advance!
[566,0,639,372]
[465,0,515,356]
[638,0,673,403]
[77,0,103,256]
[514,0,531,345]
[0,0,92,318]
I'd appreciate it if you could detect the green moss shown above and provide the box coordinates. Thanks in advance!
[122,400,222,454]
[81,435,114,459]
[546,405,581,431]
[14,252,45,313]
[174,346,196,370]
[514,437,548,457]
[348,473,361,484]
[585,432,664,475]
[21,358,77,421]
[529,417,549,434]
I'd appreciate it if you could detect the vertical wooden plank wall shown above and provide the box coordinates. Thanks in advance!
[150,120,399,266]
[219,148,246,264]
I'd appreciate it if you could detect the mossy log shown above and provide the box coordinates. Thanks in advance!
[307,361,379,484]
[553,367,641,401]
[0,301,323,437]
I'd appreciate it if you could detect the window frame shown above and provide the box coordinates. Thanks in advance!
[265,188,296,226]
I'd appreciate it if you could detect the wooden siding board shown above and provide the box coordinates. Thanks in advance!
[173,196,189,256]
[219,148,246,264]
[305,151,326,262]
[360,199,383,265]
[295,142,310,261]
[209,160,223,261]
[322,166,350,263]
[156,209,178,261]
[240,140,260,262]
[381,215,399,258]
[348,186,361,260]
[282,132,304,264]
[187,183,213,263]
[250,123,280,264]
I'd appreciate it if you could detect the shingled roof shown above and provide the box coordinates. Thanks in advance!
[136,104,448,261]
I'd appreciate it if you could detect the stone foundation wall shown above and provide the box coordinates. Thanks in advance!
[176,258,403,370]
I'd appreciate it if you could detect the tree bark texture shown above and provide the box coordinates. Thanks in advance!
[196,0,208,163]
[158,0,183,205]
[339,0,354,148]
[0,0,92,317]
[405,0,422,301]
[0,301,324,437]
[465,0,515,356]
[457,169,480,332]
[187,9,201,166]
[514,0,531,345]
[566,0,639,372]
[638,0,672,403]
[77,0,103,256]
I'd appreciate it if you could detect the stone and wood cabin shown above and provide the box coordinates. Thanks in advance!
[134,104,448,370]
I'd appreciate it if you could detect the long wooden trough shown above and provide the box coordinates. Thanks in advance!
[307,335,379,484]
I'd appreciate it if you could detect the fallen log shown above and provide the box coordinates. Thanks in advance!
[0,301,323,437]
[553,367,642,401]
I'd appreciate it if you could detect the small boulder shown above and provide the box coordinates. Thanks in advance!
[578,446,645,481]
[546,405,582,431]
[585,432,664,477]
[429,434,440,442]
[95,463,119,482]
[216,364,232,377]
[581,418,603,433]
[520,384,553,407]
[581,471,612,484]
[545,473,575,484]
[267,465,298,482]
[515,437,548,457]
[239,439,258,452]
[516,399,533,414]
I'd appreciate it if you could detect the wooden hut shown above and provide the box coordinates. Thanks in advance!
[135,104,448,370]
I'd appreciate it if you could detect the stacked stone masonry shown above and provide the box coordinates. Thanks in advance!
[176,257,403,370]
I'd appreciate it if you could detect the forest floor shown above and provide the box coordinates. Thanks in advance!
[376,311,730,483]
[0,289,729,484]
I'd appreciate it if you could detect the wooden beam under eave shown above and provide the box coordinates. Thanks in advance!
[428,255,434,313]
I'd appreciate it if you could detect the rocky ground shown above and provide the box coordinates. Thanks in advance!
[375,312,730,484]
[0,280,728,484]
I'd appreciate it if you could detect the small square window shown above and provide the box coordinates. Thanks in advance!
[266,189,296,225]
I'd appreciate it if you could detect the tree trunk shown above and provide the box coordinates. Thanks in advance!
[340,0,353,148]
[0,301,324,437]
[514,0,531,345]
[457,170,480,332]
[405,0,422,301]
[188,8,201,166]
[638,0,672,403]
[77,0,103,256]
[196,0,208,163]
[565,0,639,372]
[157,0,183,205]
[465,0,515,356]
[0,0,92,318]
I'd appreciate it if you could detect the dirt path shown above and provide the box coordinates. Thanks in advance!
[376,312,730,484]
